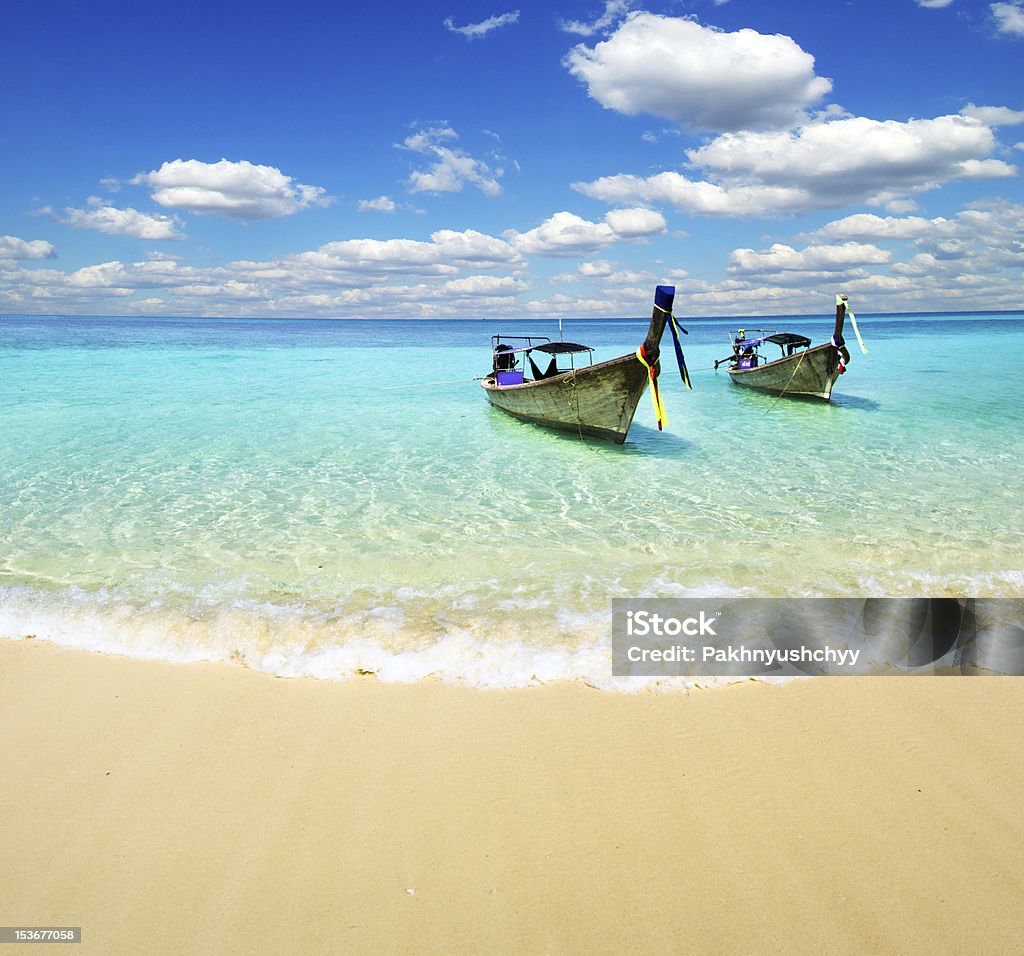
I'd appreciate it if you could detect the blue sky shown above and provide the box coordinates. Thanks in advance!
[2,0,1022,318]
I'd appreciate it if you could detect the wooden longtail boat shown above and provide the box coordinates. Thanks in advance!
[714,295,858,401]
[481,285,685,443]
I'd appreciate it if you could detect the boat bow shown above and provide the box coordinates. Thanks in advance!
[481,284,687,443]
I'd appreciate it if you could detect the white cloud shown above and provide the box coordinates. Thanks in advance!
[131,158,331,220]
[560,1,635,36]
[602,269,659,285]
[444,10,520,40]
[604,206,666,237]
[960,103,1024,125]
[688,115,1009,189]
[357,195,397,213]
[66,261,135,289]
[60,199,184,239]
[564,13,832,132]
[400,127,504,197]
[574,113,1017,216]
[296,228,522,276]
[706,200,1024,312]
[442,275,526,296]
[0,223,528,316]
[809,213,955,241]
[728,242,891,277]
[992,1,1024,35]
[7,196,1023,319]
[805,204,1024,283]
[574,171,807,216]
[505,208,665,256]
[579,260,615,277]
[916,0,954,8]
[0,235,56,260]
[401,126,458,153]
[63,257,206,290]
[956,158,1018,178]
[507,212,611,256]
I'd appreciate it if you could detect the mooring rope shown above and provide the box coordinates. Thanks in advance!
[381,377,482,389]
[560,368,585,440]
[763,348,807,414]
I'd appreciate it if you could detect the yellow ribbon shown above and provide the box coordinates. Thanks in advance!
[636,345,665,429]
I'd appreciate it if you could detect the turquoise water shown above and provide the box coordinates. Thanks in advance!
[2,311,1022,686]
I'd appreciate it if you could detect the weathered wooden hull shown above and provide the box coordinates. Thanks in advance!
[481,352,651,443]
[728,342,841,401]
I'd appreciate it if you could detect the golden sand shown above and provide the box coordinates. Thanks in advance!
[2,638,1022,954]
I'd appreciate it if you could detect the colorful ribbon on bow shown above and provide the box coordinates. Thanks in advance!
[637,303,692,429]
[635,342,666,430]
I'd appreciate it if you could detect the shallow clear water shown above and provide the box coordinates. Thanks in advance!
[2,311,1022,686]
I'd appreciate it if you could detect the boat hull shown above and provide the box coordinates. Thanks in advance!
[481,352,650,443]
[727,342,841,401]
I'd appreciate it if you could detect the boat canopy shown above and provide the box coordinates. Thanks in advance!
[531,342,593,355]
[491,338,593,357]
[763,333,811,349]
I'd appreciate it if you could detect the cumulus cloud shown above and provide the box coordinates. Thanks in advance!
[808,213,955,241]
[574,171,805,216]
[822,200,1024,263]
[960,103,1024,125]
[698,200,1024,312]
[688,114,1009,186]
[564,13,832,132]
[992,2,1024,35]
[505,208,665,256]
[442,275,527,296]
[574,113,1017,216]
[728,241,891,277]
[916,0,954,8]
[295,228,522,276]
[604,206,666,237]
[131,159,331,220]
[400,126,504,197]
[60,199,184,239]
[0,235,56,260]
[357,195,397,213]
[7,194,1023,319]
[560,0,635,36]
[444,10,520,40]
[579,259,615,277]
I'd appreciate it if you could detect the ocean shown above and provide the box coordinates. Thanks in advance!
[2,309,1022,687]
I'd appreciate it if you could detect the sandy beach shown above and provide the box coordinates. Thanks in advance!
[2,638,1022,955]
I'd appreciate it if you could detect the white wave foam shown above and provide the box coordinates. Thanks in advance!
[6,571,1019,690]
[0,584,742,692]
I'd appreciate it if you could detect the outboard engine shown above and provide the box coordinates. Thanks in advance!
[493,343,517,372]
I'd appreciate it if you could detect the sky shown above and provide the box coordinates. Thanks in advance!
[1,0,1022,319]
